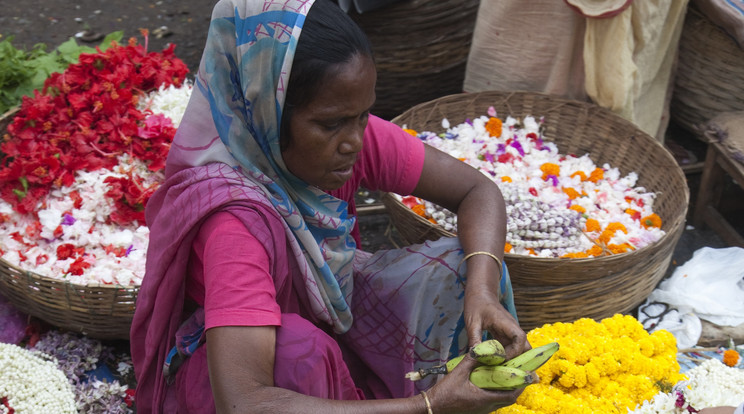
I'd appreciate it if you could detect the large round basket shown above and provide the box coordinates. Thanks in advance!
[382,91,689,330]
[670,5,744,139]
[0,107,137,340]
[348,0,479,120]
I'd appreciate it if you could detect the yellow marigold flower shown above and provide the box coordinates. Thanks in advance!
[501,176,513,183]
[403,128,417,136]
[638,337,655,358]
[563,187,581,200]
[723,349,741,367]
[540,163,561,180]
[641,213,662,229]
[486,117,503,137]
[571,171,588,181]
[588,167,604,183]
[585,218,601,233]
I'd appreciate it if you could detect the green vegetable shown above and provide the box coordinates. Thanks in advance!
[0,31,123,113]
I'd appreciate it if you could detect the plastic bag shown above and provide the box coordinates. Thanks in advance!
[639,247,744,348]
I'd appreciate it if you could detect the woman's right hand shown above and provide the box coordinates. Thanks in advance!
[424,352,524,414]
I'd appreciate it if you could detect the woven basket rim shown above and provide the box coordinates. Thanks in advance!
[0,256,139,290]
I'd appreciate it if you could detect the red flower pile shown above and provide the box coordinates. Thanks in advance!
[0,34,187,223]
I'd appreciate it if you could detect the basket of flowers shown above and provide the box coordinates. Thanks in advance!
[0,34,191,339]
[382,91,689,330]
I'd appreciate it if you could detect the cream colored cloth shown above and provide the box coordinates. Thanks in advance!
[464,1,689,142]
[583,0,689,140]
[463,1,588,102]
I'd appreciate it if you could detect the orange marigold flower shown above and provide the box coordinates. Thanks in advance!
[598,230,613,245]
[411,204,427,217]
[428,218,438,224]
[563,187,581,200]
[723,349,740,367]
[570,204,586,214]
[587,245,604,256]
[527,248,536,256]
[501,176,513,183]
[485,117,503,137]
[608,244,630,254]
[540,163,561,180]
[403,128,418,136]
[504,243,513,253]
[458,157,467,162]
[571,171,588,181]
[562,252,589,259]
[585,218,601,233]
[588,168,604,183]
[641,213,662,229]
[606,222,628,234]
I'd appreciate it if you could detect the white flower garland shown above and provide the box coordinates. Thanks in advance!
[632,359,744,413]
[0,343,76,414]
[0,83,193,285]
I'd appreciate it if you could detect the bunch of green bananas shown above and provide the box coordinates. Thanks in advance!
[405,340,559,391]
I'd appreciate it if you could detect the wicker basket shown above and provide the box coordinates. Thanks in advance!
[670,5,744,139]
[0,107,138,340]
[383,91,689,330]
[348,0,479,120]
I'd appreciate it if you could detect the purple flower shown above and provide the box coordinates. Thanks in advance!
[444,132,458,140]
[496,144,506,155]
[126,245,134,256]
[465,118,473,125]
[511,141,525,157]
[484,152,495,163]
[61,213,77,226]
[547,175,559,187]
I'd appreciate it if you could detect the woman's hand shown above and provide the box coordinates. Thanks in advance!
[425,352,524,414]
[464,281,529,359]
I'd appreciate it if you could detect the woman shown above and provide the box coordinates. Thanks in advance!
[130,0,529,412]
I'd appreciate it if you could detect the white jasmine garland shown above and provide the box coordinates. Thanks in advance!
[0,343,77,414]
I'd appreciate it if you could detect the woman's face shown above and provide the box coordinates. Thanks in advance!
[281,53,376,191]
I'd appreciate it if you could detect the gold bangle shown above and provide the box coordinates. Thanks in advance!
[421,391,433,414]
[458,251,503,276]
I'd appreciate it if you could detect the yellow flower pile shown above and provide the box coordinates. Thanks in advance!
[496,314,686,414]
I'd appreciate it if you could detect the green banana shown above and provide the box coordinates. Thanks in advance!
[502,342,559,372]
[469,365,537,391]
[469,339,507,365]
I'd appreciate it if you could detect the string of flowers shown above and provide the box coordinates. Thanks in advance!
[631,358,744,413]
[400,109,665,258]
[495,314,686,413]
[29,330,135,413]
[0,342,77,413]
[0,33,192,285]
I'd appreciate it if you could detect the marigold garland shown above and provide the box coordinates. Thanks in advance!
[495,314,686,414]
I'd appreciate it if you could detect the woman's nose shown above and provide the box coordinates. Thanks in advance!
[339,125,364,154]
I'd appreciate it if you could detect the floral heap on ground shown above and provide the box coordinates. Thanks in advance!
[400,109,665,258]
[0,33,192,285]
[493,314,744,414]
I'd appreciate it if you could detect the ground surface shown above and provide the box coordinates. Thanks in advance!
[1,0,216,76]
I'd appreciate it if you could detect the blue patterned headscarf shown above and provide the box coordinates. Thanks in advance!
[166,0,356,333]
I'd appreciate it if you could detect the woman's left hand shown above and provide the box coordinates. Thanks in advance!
[464,284,529,359]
